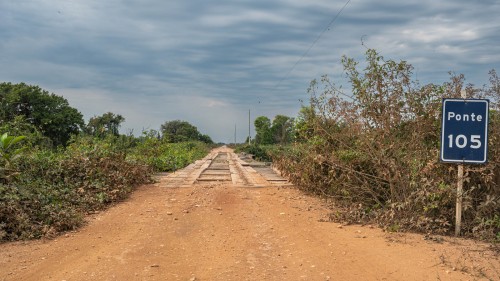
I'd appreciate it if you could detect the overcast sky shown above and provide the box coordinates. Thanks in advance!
[1,0,499,143]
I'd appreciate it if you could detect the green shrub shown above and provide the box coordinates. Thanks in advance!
[128,137,210,172]
[235,144,272,162]
[0,136,153,242]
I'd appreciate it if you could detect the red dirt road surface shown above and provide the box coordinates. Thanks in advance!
[1,147,498,281]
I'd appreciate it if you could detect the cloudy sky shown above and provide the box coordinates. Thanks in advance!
[1,0,499,143]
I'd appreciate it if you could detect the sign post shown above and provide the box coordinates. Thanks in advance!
[440,92,489,236]
[456,163,463,236]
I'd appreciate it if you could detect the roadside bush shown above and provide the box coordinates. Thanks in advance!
[235,144,273,162]
[128,133,210,172]
[0,129,213,242]
[0,115,52,149]
[271,49,500,241]
[0,136,153,241]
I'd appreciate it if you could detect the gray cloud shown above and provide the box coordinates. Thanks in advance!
[1,0,499,142]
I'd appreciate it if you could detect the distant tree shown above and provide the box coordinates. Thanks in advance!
[160,120,213,144]
[0,82,84,146]
[254,116,273,145]
[198,134,214,144]
[86,112,125,137]
[161,120,199,142]
[271,115,293,144]
[293,106,316,141]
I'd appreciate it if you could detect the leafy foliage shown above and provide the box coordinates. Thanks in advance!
[254,115,293,145]
[160,120,213,144]
[0,133,26,183]
[270,49,500,241]
[271,115,293,144]
[86,112,125,137]
[0,130,211,242]
[293,106,316,141]
[0,133,26,164]
[128,131,210,172]
[254,116,273,145]
[0,82,215,242]
[0,136,153,241]
[0,82,84,147]
[235,144,272,162]
[0,115,52,148]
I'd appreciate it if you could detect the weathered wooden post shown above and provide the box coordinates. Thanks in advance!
[440,90,489,236]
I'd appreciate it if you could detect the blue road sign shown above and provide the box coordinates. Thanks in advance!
[440,99,489,164]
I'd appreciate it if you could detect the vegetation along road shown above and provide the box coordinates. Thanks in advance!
[0,147,498,281]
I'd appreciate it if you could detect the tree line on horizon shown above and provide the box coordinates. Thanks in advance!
[0,82,213,147]
[250,106,315,146]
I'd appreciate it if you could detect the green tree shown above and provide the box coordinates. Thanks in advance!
[0,82,84,146]
[199,134,214,144]
[271,115,293,144]
[86,112,125,137]
[160,120,212,143]
[0,115,51,148]
[293,106,316,141]
[254,116,273,145]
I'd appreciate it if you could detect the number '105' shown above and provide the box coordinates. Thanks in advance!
[447,134,481,149]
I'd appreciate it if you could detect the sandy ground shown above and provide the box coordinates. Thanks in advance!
[0,147,498,281]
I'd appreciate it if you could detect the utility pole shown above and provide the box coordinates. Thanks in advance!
[234,124,236,145]
[248,109,251,145]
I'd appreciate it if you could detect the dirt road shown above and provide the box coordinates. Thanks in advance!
[1,147,498,281]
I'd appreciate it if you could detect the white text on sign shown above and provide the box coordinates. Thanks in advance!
[447,135,481,149]
[447,112,483,122]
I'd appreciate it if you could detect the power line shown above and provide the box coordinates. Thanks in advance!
[275,0,351,89]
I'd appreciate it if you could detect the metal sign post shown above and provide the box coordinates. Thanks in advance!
[440,92,489,236]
